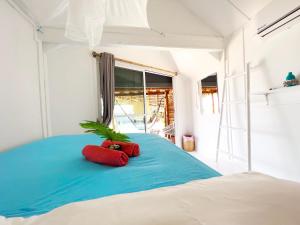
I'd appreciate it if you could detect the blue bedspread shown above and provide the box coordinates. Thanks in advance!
[0,134,220,218]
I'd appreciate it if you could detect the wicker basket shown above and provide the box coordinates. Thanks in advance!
[182,135,195,152]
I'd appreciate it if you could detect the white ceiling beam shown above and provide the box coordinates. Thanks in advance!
[6,0,39,26]
[39,27,224,50]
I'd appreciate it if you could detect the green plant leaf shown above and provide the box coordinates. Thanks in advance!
[80,120,130,142]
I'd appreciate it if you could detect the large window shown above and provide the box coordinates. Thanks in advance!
[199,74,219,114]
[113,67,174,140]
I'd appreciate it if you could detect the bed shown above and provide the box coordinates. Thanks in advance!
[0,133,220,218]
[2,173,300,225]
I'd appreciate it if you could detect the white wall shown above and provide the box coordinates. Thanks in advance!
[173,75,194,147]
[172,49,223,154]
[96,46,178,73]
[244,22,300,182]
[0,0,43,151]
[195,20,300,181]
[45,44,98,135]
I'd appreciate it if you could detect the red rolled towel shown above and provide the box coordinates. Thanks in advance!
[101,140,140,157]
[82,145,129,167]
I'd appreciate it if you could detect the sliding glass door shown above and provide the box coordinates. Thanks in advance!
[113,67,174,141]
[144,72,174,137]
[113,67,146,133]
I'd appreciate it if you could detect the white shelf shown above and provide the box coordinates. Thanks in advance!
[252,85,300,96]
[251,85,300,105]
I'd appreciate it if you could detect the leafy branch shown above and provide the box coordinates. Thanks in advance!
[80,121,130,142]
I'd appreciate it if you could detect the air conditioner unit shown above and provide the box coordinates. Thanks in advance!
[255,0,300,37]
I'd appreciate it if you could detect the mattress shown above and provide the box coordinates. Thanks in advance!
[2,173,300,225]
[0,134,220,218]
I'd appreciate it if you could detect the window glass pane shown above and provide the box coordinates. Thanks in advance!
[145,72,172,88]
[200,74,219,114]
[113,68,175,143]
[145,73,174,142]
[115,67,143,88]
[113,67,145,133]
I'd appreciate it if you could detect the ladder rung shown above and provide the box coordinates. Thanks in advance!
[225,72,246,80]
[216,64,251,170]
[220,126,246,131]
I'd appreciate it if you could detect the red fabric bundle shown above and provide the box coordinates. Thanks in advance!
[82,145,128,167]
[101,140,140,157]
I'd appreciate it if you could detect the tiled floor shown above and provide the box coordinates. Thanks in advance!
[189,150,247,175]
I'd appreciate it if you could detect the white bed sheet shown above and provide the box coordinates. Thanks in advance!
[2,172,300,225]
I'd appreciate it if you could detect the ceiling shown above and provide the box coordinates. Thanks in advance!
[13,0,273,79]
[181,0,272,36]
[18,0,272,38]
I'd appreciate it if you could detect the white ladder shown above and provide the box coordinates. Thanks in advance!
[216,63,252,172]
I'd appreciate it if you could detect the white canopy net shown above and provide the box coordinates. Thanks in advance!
[65,0,149,48]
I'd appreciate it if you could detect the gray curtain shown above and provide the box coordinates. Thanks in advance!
[97,52,115,126]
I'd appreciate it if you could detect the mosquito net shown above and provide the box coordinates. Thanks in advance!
[65,0,149,48]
